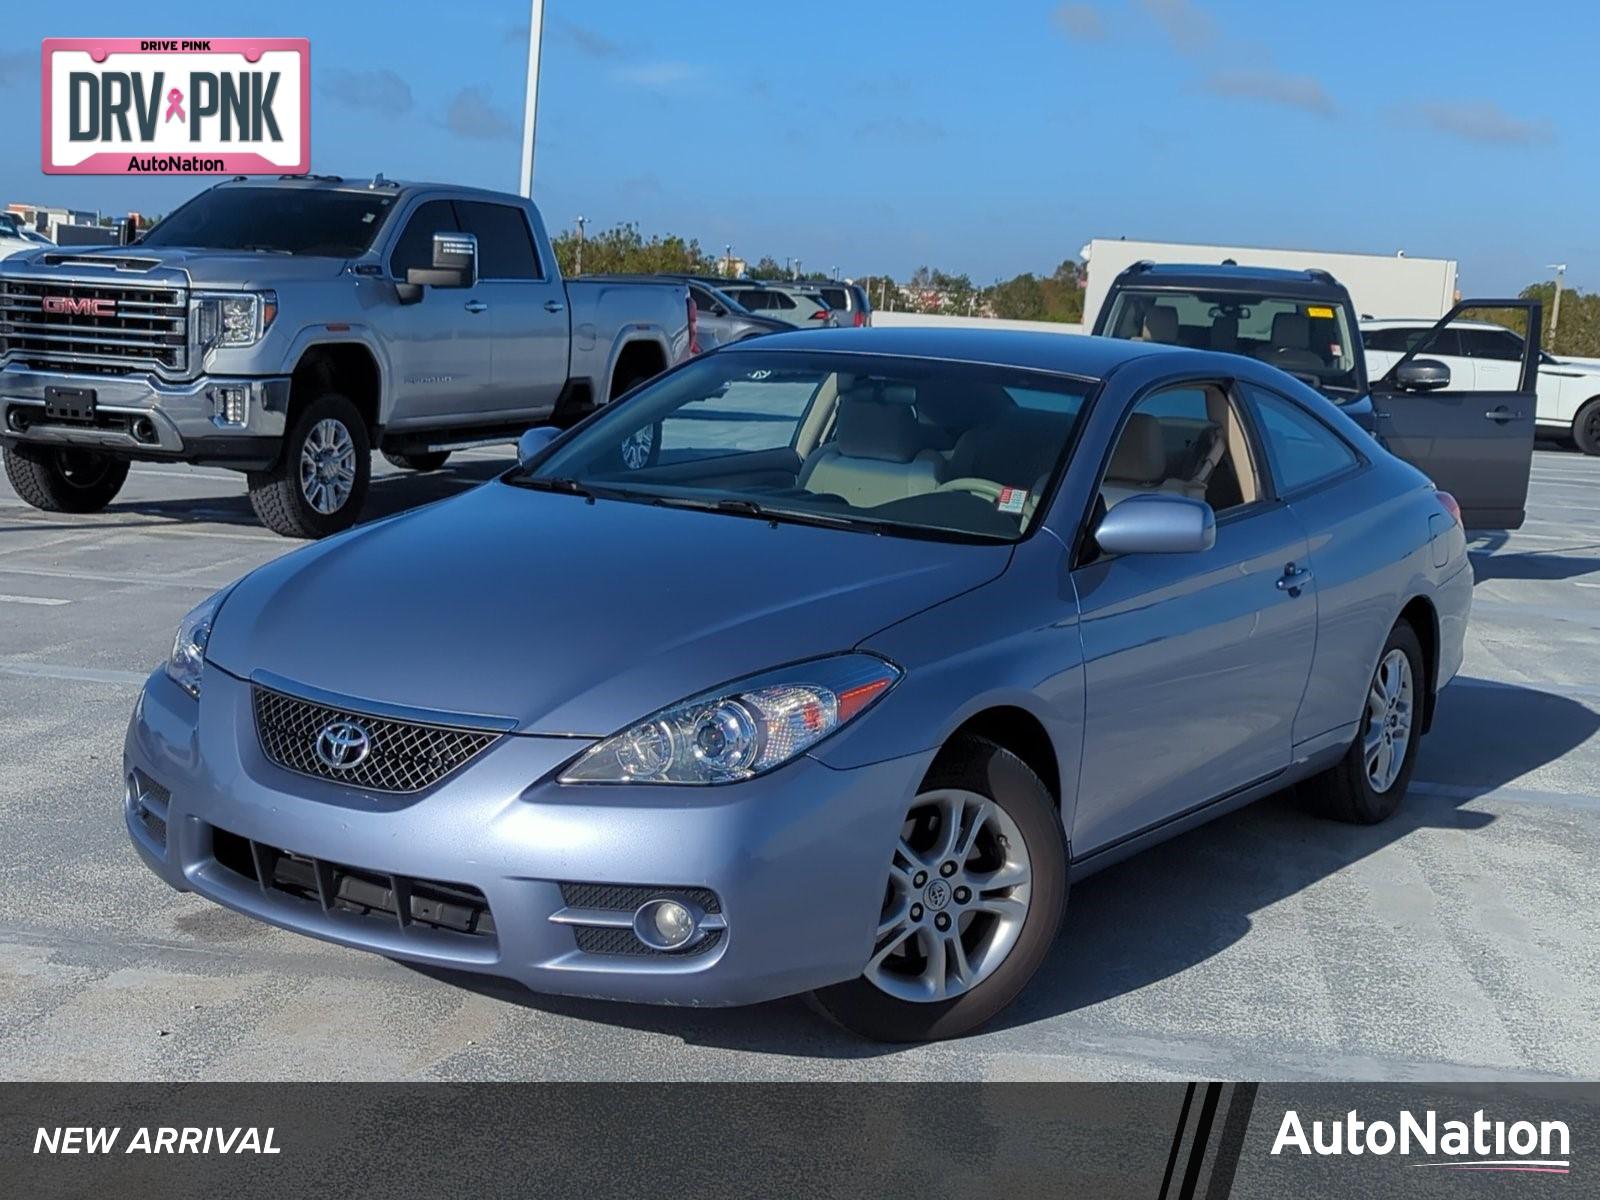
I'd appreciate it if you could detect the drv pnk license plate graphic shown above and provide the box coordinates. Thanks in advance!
[41,38,309,175]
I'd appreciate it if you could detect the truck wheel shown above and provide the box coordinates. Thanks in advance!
[382,450,451,472]
[3,444,129,513]
[247,392,371,538]
[1574,398,1600,456]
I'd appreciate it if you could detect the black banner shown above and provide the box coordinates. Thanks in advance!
[3,1082,1594,1197]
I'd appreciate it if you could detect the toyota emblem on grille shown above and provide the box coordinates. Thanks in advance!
[314,720,372,771]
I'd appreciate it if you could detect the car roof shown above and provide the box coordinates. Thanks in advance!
[1113,262,1351,301]
[717,325,1204,378]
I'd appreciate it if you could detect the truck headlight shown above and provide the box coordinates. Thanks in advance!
[195,291,277,348]
[164,587,233,698]
[560,654,901,785]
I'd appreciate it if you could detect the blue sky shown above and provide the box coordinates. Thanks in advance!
[3,0,1592,293]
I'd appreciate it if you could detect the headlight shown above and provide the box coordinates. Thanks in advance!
[561,653,901,785]
[164,588,231,698]
[195,291,276,348]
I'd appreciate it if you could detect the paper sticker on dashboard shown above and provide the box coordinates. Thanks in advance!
[997,487,1027,514]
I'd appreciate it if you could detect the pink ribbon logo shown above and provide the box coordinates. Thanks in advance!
[164,88,185,123]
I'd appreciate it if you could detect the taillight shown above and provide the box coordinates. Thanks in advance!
[809,309,830,320]
[687,294,700,355]
[1436,490,1462,525]
[852,309,865,327]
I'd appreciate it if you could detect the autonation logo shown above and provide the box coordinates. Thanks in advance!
[1272,1108,1571,1175]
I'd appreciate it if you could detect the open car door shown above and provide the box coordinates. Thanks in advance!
[1370,299,1541,530]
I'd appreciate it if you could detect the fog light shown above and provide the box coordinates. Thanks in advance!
[210,386,249,427]
[633,898,699,951]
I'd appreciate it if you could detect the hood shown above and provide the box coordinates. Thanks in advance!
[206,482,1011,735]
[1,244,347,289]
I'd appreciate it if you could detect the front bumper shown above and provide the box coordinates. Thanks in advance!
[124,666,927,1007]
[1,364,289,467]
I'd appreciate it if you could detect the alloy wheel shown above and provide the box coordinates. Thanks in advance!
[864,789,1033,1003]
[620,426,655,470]
[299,418,357,514]
[1363,648,1414,794]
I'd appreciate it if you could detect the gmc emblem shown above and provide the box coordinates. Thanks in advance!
[42,295,117,318]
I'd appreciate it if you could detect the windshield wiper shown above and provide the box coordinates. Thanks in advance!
[505,476,628,502]
[647,494,893,534]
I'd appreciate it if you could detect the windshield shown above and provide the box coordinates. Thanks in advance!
[519,351,1094,542]
[1104,287,1362,396]
[140,187,397,256]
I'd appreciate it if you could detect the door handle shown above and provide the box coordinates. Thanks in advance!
[1483,407,1515,423]
[544,300,566,314]
[1276,563,1313,594]
[464,300,489,314]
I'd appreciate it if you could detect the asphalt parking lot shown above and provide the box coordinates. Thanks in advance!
[1,444,1597,1082]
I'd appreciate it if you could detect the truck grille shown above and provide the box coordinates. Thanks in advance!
[0,277,189,374]
[253,685,502,794]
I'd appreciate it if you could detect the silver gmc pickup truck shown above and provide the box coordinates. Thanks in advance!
[0,176,693,536]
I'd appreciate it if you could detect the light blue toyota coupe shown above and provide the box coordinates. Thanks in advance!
[125,328,1470,1041]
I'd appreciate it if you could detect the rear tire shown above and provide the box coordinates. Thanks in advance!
[1304,620,1425,824]
[809,737,1067,1042]
[382,450,451,472]
[1573,398,1600,456]
[247,391,370,539]
[2,444,129,513]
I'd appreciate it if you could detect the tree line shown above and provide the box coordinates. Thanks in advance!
[547,221,1595,355]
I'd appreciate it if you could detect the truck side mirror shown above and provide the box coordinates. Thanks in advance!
[1393,359,1451,392]
[403,231,479,294]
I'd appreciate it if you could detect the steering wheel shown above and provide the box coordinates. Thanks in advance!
[936,477,1006,503]
[935,477,1040,523]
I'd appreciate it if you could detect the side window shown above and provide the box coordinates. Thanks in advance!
[455,200,541,280]
[1460,328,1524,361]
[1418,328,1463,357]
[1245,386,1361,495]
[1363,328,1411,352]
[772,292,796,310]
[388,199,458,278]
[1102,383,1260,514]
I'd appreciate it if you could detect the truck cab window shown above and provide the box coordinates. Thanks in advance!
[388,200,459,279]
[455,201,541,281]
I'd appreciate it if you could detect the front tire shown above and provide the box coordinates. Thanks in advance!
[1304,620,1425,824]
[382,450,451,472]
[3,444,129,513]
[247,392,371,538]
[1573,398,1600,456]
[810,737,1067,1042]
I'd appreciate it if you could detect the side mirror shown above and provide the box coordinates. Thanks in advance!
[1393,359,1451,392]
[1094,493,1216,556]
[517,425,560,468]
[405,231,478,290]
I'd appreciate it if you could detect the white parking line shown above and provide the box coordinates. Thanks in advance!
[0,593,69,606]
[0,660,147,685]
[0,564,220,590]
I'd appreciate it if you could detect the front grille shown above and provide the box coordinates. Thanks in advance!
[573,925,722,957]
[0,276,188,374]
[210,826,496,940]
[252,685,501,794]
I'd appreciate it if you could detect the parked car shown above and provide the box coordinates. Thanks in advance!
[720,282,839,328]
[1093,261,1542,529]
[1364,318,1600,455]
[0,176,692,537]
[125,326,1468,1041]
[682,279,791,348]
[802,279,874,327]
[0,213,49,257]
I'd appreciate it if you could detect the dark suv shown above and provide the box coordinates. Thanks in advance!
[1092,261,1543,530]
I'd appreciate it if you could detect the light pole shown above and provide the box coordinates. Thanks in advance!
[724,243,732,276]
[1548,263,1567,353]
[575,215,586,275]
[518,0,546,198]
[793,258,802,280]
